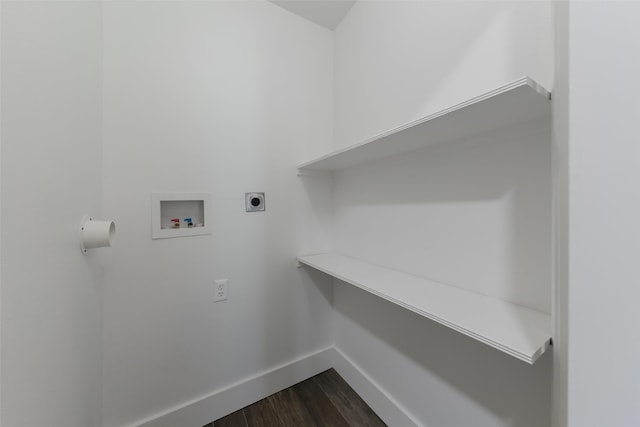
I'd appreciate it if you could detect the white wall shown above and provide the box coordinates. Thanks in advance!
[562,2,640,426]
[552,1,569,426]
[1,2,103,426]
[329,2,554,426]
[100,2,334,426]
[0,1,3,415]
[331,120,552,312]
[333,0,553,149]
[0,2,587,427]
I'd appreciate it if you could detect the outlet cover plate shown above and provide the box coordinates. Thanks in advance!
[245,192,265,212]
[214,279,228,302]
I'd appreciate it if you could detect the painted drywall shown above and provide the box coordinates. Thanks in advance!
[268,0,356,30]
[0,2,3,414]
[0,1,567,426]
[101,2,334,426]
[331,120,552,312]
[564,2,640,426]
[333,0,553,149]
[334,284,552,427]
[1,2,103,426]
[551,1,569,426]
[330,123,553,426]
[329,1,554,425]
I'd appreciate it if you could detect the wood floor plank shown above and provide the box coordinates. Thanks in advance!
[267,387,319,427]
[314,369,387,427]
[244,398,281,427]
[293,377,351,427]
[210,370,384,427]
[212,409,248,427]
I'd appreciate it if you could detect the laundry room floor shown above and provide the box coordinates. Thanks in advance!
[205,368,386,427]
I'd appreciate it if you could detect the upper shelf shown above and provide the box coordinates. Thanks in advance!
[298,77,551,172]
[298,253,552,364]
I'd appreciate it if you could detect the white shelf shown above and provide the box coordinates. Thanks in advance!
[297,253,552,364]
[298,77,551,172]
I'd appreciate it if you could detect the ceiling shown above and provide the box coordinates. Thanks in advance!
[268,0,357,30]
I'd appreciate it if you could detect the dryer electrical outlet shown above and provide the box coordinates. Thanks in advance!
[245,192,265,212]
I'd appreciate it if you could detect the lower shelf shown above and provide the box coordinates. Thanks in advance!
[297,253,552,364]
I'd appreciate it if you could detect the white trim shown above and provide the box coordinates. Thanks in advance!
[331,347,420,427]
[131,346,418,427]
[133,347,333,427]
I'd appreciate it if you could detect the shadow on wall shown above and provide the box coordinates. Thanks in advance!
[333,282,552,427]
[334,1,552,148]
[330,118,552,314]
[320,118,552,425]
[417,2,552,117]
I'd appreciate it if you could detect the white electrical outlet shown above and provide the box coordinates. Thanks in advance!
[214,279,228,302]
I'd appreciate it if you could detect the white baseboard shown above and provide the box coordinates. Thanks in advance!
[331,347,420,427]
[133,346,417,427]
[134,347,334,427]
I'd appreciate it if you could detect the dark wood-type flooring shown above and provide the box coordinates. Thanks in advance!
[204,368,387,427]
